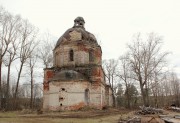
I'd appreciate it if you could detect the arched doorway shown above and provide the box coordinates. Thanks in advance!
[85,89,90,105]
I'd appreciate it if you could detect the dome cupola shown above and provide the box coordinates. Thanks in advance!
[53,17,102,68]
[73,16,85,28]
[55,17,98,48]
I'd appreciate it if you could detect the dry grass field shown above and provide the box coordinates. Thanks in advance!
[1,109,179,123]
[0,109,132,123]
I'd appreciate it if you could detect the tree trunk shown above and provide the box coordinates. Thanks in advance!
[30,68,33,109]
[6,62,11,110]
[126,88,131,109]
[145,84,150,106]
[0,60,2,109]
[112,92,116,107]
[110,87,116,107]
[155,95,158,107]
[14,62,23,99]
[140,83,148,106]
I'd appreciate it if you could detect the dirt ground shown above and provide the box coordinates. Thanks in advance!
[0,108,132,123]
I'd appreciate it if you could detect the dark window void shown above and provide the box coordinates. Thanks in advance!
[59,97,64,101]
[61,88,65,91]
[89,49,94,62]
[60,103,62,106]
[85,89,90,105]
[69,49,74,61]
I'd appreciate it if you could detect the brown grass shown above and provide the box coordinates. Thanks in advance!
[0,109,132,123]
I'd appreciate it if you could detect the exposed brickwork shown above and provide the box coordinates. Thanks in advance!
[43,69,54,91]
[46,70,54,79]
[43,17,113,111]
[43,82,49,91]
[68,102,85,110]
[77,43,89,52]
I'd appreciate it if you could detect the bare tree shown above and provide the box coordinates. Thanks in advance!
[149,69,166,107]
[0,8,11,108]
[14,19,38,100]
[118,54,133,108]
[38,32,54,68]
[4,39,20,110]
[103,59,118,107]
[127,33,169,106]
[124,84,138,108]
[0,7,21,109]
[169,72,180,106]
[27,52,38,109]
[160,70,174,106]
[33,83,43,108]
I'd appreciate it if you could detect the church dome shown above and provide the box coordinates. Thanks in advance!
[53,17,102,68]
[55,17,98,48]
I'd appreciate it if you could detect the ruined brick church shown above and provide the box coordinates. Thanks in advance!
[43,17,113,111]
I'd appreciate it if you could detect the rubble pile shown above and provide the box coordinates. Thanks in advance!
[135,106,164,115]
[118,116,165,123]
[168,106,180,112]
[119,106,180,123]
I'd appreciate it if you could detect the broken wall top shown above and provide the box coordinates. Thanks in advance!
[55,17,98,48]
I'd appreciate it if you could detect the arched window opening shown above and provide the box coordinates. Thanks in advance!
[85,89,90,105]
[69,49,74,61]
[89,49,94,62]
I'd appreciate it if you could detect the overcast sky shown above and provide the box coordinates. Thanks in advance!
[1,0,180,77]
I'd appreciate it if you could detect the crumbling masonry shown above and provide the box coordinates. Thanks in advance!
[43,17,113,111]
